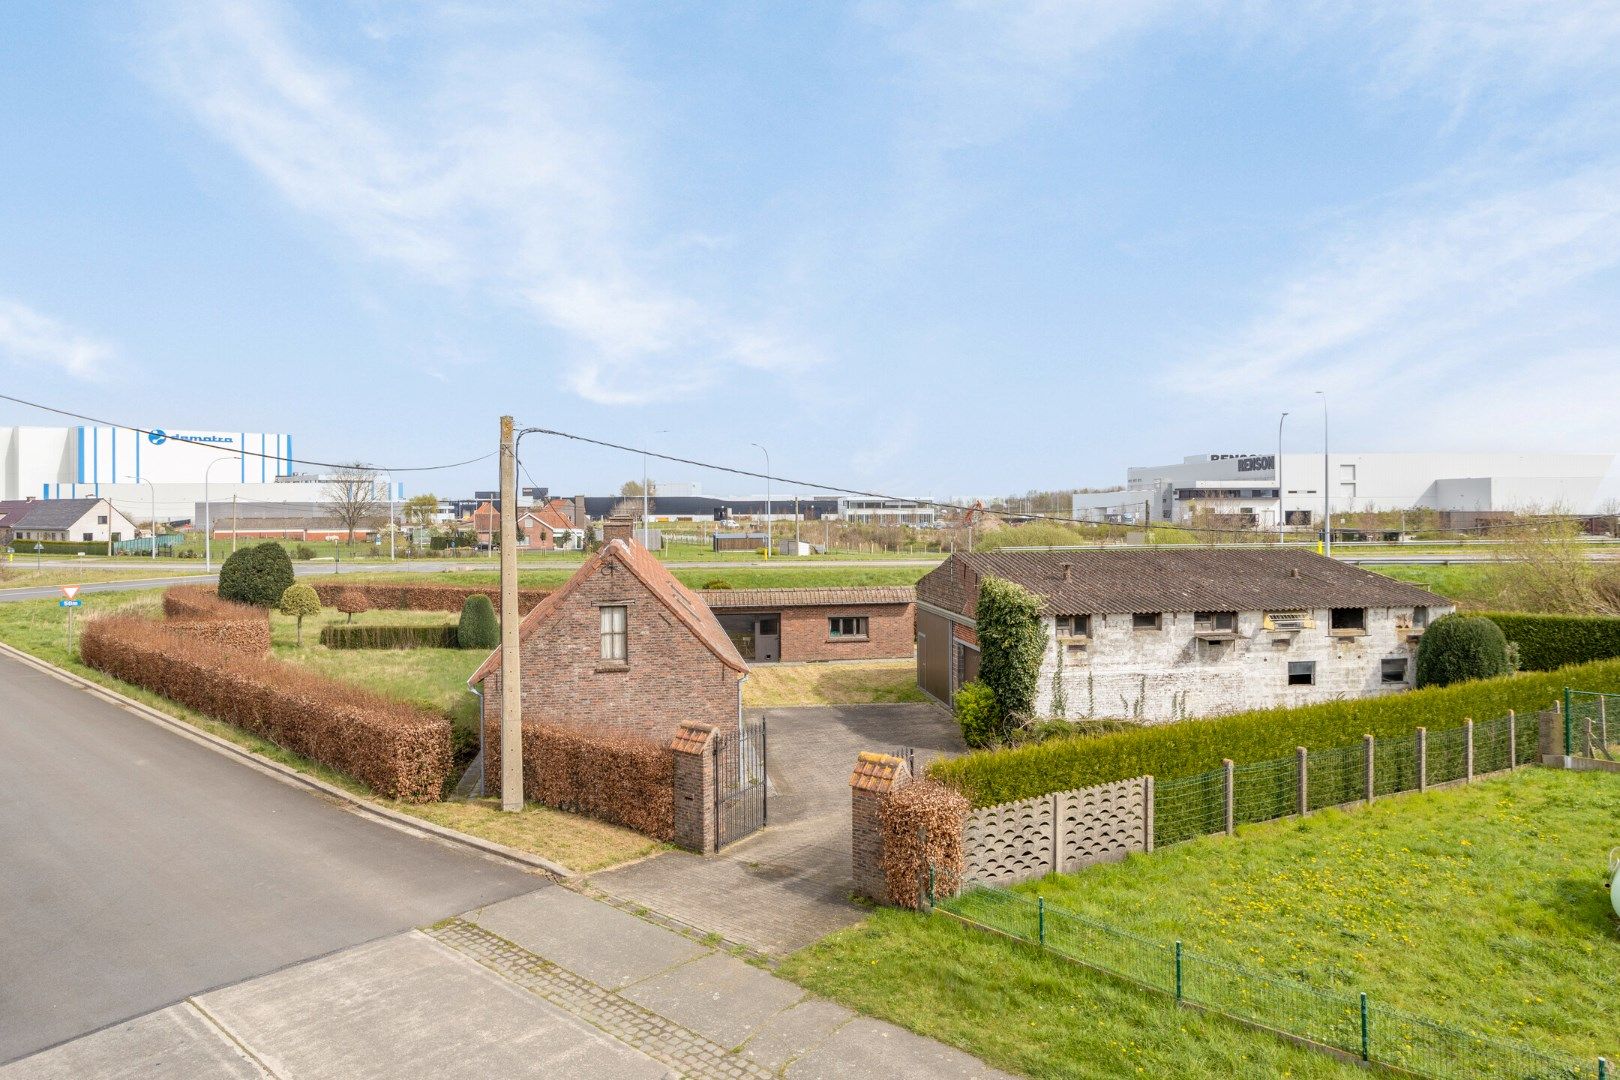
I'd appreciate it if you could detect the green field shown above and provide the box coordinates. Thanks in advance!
[1368,563,1524,609]
[782,769,1620,1079]
[346,564,931,590]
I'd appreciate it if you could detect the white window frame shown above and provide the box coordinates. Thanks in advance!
[828,615,868,639]
[600,604,628,662]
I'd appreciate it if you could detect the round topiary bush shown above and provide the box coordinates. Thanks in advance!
[457,593,500,650]
[336,588,371,623]
[218,542,297,608]
[278,582,322,645]
[1415,613,1511,688]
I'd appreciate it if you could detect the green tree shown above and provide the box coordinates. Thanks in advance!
[403,493,439,528]
[457,593,500,650]
[278,583,321,646]
[975,575,1047,736]
[1415,613,1511,688]
[218,542,297,607]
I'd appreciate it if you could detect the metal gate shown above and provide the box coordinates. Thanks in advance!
[715,719,768,848]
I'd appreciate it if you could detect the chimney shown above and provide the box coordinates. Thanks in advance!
[1059,561,1073,582]
[573,494,588,528]
[603,517,634,545]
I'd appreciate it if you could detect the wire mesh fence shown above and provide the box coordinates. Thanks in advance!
[1152,769,1225,847]
[1565,690,1619,760]
[938,886,1602,1080]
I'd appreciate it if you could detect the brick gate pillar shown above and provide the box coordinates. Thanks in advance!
[671,722,718,854]
[850,752,912,904]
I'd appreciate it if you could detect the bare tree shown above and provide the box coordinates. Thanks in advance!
[323,465,383,547]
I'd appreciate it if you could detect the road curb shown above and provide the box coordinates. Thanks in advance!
[0,639,574,881]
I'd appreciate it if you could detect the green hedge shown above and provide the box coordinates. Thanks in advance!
[929,657,1620,807]
[6,540,110,555]
[1483,611,1620,672]
[319,624,458,649]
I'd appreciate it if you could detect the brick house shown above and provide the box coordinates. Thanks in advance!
[698,587,916,663]
[472,526,748,744]
[471,498,581,550]
[0,497,137,547]
[915,548,1453,721]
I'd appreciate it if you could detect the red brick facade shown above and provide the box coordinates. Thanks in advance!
[777,603,915,661]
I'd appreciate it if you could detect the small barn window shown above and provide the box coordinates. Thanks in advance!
[1330,607,1366,632]
[829,616,868,639]
[1056,615,1090,638]
[600,605,628,661]
[1132,612,1162,631]
[1288,661,1316,686]
[1381,658,1408,683]
[1194,611,1236,632]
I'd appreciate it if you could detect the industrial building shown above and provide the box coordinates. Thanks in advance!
[1073,452,1614,528]
[0,425,403,524]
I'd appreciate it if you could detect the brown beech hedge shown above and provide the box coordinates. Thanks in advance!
[310,581,548,614]
[482,717,674,840]
[81,615,451,802]
[162,585,272,653]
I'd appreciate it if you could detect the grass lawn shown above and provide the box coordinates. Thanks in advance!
[782,769,1620,1079]
[0,591,657,873]
[1368,562,1523,609]
[346,564,931,590]
[0,564,214,590]
[743,660,925,707]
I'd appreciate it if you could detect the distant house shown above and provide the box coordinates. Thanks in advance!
[915,548,1453,721]
[471,523,747,742]
[0,497,137,547]
[471,498,581,550]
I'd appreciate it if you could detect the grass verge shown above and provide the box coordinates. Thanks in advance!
[743,660,926,707]
[782,769,1620,1078]
[345,564,930,590]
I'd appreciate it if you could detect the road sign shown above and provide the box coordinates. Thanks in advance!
[59,599,82,608]
[61,585,81,600]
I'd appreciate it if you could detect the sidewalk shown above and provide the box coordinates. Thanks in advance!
[6,886,1014,1079]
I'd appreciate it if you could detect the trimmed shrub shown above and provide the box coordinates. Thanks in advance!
[481,719,674,840]
[457,594,500,650]
[953,681,1002,749]
[880,780,970,909]
[1415,613,1510,688]
[218,541,296,607]
[320,624,458,649]
[80,615,451,801]
[1483,611,1620,672]
[162,585,271,653]
[309,581,547,614]
[5,540,108,555]
[335,588,371,623]
[928,655,1620,807]
[278,583,322,645]
[976,576,1045,727]
[293,544,317,560]
[702,578,733,590]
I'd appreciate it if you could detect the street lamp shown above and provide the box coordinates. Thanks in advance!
[373,470,396,561]
[643,429,668,549]
[203,455,237,572]
[750,442,771,559]
[123,477,158,561]
[1276,412,1289,541]
[1315,391,1330,557]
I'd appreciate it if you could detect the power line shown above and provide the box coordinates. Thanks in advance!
[0,391,495,474]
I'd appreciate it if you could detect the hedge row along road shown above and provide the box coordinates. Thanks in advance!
[0,647,536,1064]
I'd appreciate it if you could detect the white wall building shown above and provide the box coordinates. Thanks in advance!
[915,548,1453,721]
[1073,452,1614,527]
[0,425,402,523]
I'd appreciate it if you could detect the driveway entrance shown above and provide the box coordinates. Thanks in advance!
[589,703,964,955]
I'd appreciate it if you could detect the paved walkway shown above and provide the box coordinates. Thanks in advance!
[590,704,963,954]
[5,885,1014,1079]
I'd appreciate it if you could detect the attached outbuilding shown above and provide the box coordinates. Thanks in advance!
[698,586,916,663]
[915,548,1453,721]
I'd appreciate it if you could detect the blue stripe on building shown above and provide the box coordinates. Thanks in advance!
[92,426,99,495]
[76,427,85,483]
[135,428,140,482]
[240,433,246,482]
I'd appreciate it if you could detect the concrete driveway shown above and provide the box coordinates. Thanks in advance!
[590,702,964,954]
[0,651,540,1064]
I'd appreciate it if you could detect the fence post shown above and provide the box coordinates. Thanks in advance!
[1359,992,1370,1062]
[1508,710,1517,769]
[1174,940,1183,1003]
[1223,759,1235,836]
[1296,746,1308,816]
[1601,697,1610,753]
[1598,1055,1608,1080]
[1050,792,1061,876]
[1363,734,1375,804]
[1586,718,1596,759]
[1562,690,1572,756]
[1416,727,1427,793]
[1037,895,1045,946]
[1464,718,1474,782]
[1143,775,1155,854]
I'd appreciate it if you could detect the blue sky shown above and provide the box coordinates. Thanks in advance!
[3,2,1618,501]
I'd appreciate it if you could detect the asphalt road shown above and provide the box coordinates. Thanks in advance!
[0,651,539,1064]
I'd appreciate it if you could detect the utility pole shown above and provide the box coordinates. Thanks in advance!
[1316,391,1331,556]
[499,415,523,812]
[1277,412,1289,542]
[751,442,771,559]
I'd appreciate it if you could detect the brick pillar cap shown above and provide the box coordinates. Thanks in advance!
[672,722,717,754]
[850,751,907,791]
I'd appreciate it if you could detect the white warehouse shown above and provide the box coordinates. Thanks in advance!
[1073,452,1614,528]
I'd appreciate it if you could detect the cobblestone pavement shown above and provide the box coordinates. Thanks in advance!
[590,703,964,955]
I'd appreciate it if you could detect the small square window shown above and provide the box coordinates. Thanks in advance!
[1330,607,1366,631]
[829,616,868,639]
[1132,612,1161,631]
[82,532,94,542]
[1056,615,1089,637]
[1194,611,1237,632]
[1412,606,1429,629]
[600,605,627,662]
[1381,658,1408,683]
[97,515,108,524]
[1287,661,1316,686]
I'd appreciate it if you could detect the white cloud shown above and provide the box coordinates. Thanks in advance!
[142,0,813,404]
[0,299,114,380]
